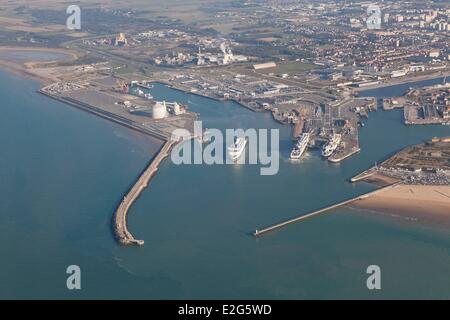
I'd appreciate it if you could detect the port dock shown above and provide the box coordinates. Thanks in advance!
[114,140,175,245]
[253,182,401,237]
[38,89,169,141]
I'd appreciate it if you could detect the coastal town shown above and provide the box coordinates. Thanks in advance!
[1,1,446,162]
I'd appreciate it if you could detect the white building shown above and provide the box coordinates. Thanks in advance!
[253,62,277,70]
[152,101,168,119]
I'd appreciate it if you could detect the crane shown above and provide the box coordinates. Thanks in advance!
[116,79,129,93]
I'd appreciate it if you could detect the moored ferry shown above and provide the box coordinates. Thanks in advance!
[290,133,310,160]
[322,133,341,158]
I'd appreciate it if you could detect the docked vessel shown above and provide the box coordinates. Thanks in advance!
[228,137,247,161]
[290,133,310,160]
[322,133,341,158]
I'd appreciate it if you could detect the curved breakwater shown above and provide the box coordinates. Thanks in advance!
[114,140,175,245]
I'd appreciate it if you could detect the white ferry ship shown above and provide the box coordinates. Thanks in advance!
[322,133,341,158]
[228,137,247,161]
[290,133,310,160]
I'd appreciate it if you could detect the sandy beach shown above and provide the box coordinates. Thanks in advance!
[351,184,450,224]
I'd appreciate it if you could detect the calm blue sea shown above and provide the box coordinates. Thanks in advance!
[0,69,449,299]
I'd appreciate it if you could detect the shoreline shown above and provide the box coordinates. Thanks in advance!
[0,59,52,86]
[0,46,79,86]
[0,53,169,142]
[350,184,450,224]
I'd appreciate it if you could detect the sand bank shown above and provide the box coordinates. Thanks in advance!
[351,184,450,223]
[0,46,78,84]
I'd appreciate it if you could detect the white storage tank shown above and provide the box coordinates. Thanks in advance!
[152,101,168,119]
[173,102,186,115]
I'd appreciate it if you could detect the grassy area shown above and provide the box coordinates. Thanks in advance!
[203,22,239,34]
[113,63,137,75]
[131,0,230,24]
